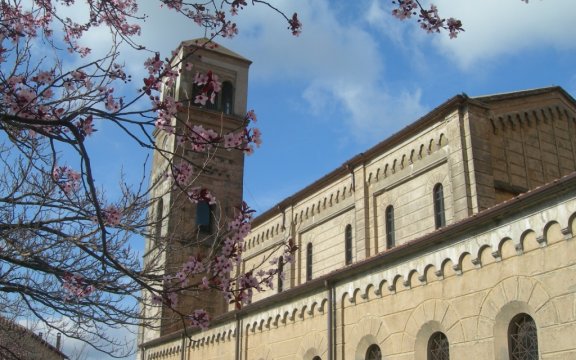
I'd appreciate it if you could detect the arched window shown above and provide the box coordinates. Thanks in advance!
[427,332,450,360]
[312,357,321,360]
[385,205,395,249]
[277,256,284,293]
[306,243,313,281]
[345,224,353,265]
[508,313,539,360]
[221,81,234,114]
[154,198,164,246]
[433,183,446,229]
[365,344,382,360]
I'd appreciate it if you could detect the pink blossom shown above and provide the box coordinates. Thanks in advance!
[288,13,302,36]
[166,162,193,188]
[52,166,81,194]
[188,309,210,330]
[62,273,95,300]
[392,0,418,20]
[187,188,216,204]
[33,71,54,85]
[63,81,75,92]
[245,110,257,122]
[103,206,122,226]
[76,115,96,138]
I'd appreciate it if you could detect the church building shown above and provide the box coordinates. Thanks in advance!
[138,40,576,360]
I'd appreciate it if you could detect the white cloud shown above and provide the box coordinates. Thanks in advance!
[431,0,576,69]
[222,0,427,142]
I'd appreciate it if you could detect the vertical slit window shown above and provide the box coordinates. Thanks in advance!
[427,332,450,360]
[154,198,164,246]
[345,224,353,265]
[508,313,539,360]
[306,243,313,281]
[277,257,284,293]
[434,183,446,229]
[386,205,395,249]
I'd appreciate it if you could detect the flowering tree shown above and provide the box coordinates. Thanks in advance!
[0,0,530,357]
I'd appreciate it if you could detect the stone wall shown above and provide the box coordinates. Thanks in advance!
[141,173,576,360]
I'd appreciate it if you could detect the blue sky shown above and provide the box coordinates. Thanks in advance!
[220,0,576,214]
[83,0,576,216]
[56,0,576,357]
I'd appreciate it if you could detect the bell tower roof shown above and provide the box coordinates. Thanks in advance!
[179,38,252,64]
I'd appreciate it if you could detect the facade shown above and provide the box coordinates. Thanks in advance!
[139,41,576,360]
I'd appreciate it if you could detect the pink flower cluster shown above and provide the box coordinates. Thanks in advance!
[102,206,123,226]
[163,255,206,289]
[154,95,179,133]
[63,273,95,300]
[52,166,81,194]
[193,71,221,106]
[187,188,216,204]
[391,0,418,20]
[165,162,194,188]
[188,309,210,329]
[3,67,102,139]
[391,0,464,38]
[288,13,302,36]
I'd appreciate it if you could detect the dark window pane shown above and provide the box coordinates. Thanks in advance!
[196,201,211,233]
[345,225,353,265]
[154,198,163,245]
[222,81,234,114]
[427,332,450,360]
[434,183,446,229]
[365,344,381,360]
[509,314,539,360]
[277,257,284,293]
[306,243,313,281]
[386,205,395,249]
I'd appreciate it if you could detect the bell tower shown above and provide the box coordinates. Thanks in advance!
[140,39,251,343]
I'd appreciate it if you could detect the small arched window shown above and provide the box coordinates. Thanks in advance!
[312,357,322,360]
[365,344,382,360]
[385,205,395,249]
[277,256,284,293]
[345,224,353,265]
[508,313,539,360]
[427,332,450,360]
[221,81,234,114]
[433,183,446,229]
[306,243,313,281]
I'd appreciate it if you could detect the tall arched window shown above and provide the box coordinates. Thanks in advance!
[196,201,211,233]
[306,243,313,281]
[221,81,234,114]
[345,224,353,265]
[365,344,382,360]
[154,198,164,246]
[427,332,450,360]
[277,256,284,293]
[508,313,539,360]
[433,183,446,229]
[385,205,395,249]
